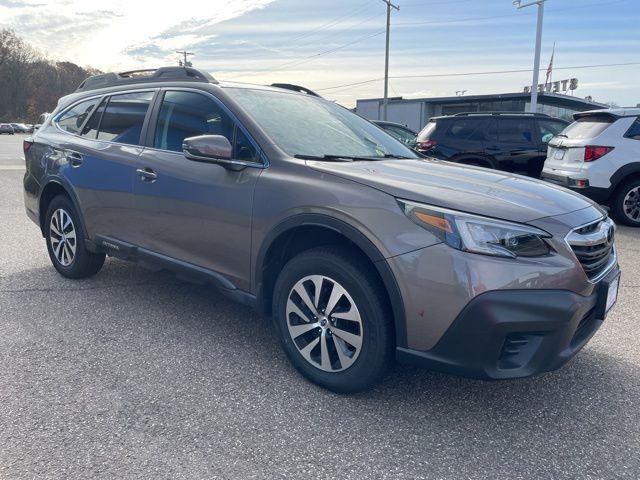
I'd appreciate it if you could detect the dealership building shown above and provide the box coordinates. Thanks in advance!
[356,91,606,132]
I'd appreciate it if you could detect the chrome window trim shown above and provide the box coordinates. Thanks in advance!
[564,216,617,284]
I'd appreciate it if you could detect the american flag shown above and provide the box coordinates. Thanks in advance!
[545,43,555,86]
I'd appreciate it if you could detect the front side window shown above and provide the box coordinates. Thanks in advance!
[97,91,154,145]
[56,98,100,134]
[539,120,567,143]
[493,119,536,143]
[154,91,234,152]
[225,87,418,159]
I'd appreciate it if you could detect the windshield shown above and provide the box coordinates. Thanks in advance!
[225,87,418,159]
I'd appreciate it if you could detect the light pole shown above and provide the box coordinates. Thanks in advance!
[513,0,546,113]
[382,0,399,121]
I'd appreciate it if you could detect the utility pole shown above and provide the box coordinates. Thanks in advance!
[382,0,399,121]
[513,0,547,113]
[176,50,194,68]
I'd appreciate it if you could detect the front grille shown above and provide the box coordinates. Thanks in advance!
[566,217,616,281]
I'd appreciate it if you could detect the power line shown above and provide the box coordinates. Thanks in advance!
[316,62,640,93]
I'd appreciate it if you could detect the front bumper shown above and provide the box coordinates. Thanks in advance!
[397,266,620,379]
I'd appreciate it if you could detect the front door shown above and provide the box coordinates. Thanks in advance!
[132,89,264,291]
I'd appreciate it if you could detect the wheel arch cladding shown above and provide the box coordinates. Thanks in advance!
[255,214,408,348]
[38,180,87,238]
[610,162,640,191]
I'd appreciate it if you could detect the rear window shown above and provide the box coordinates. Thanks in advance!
[416,121,437,141]
[562,115,615,140]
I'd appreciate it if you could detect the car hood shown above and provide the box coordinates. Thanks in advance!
[308,158,598,223]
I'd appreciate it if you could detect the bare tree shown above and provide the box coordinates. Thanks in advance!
[0,29,101,122]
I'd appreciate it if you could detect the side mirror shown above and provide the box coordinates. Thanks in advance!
[183,135,233,162]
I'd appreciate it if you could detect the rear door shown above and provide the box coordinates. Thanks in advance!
[45,91,155,241]
[485,117,540,176]
[131,89,264,290]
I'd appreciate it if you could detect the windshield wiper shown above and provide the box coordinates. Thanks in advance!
[295,154,366,162]
[381,153,415,159]
[555,133,568,138]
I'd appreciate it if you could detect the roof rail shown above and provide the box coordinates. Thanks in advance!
[269,83,321,97]
[76,67,218,92]
[452,111,551,117]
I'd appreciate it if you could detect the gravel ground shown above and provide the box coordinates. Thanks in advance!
[1,134,639,479]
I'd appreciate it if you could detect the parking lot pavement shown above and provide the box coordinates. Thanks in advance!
[1,135,639,479]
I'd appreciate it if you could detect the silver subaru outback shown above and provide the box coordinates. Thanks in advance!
[23,67,620,392]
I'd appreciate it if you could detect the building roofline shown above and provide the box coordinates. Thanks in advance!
[356,91,607,108]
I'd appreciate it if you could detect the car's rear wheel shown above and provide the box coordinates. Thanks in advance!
[273,246,393,393]
[45,195,106,278]
[611,179,640,227]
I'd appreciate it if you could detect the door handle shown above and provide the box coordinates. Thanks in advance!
[486,146,500,151]
[66,151,83,167]
[136,168,158,182]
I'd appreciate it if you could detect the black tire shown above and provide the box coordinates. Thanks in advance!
[44,195,105,278]
[610,179,640,227]
[273,246,394,393]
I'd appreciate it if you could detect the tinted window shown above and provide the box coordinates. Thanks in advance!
[539,120,567,143]
[56,98,99,134]
[97,92,153,145]
[562,115,614,140]
[624,117,640,140]
[154,91,234,152]
[494,119,535,143]
[81,97,107,139]
[444,119,484,141]
[234,127,259,162]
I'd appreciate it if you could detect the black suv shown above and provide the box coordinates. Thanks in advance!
[415,112,568,178]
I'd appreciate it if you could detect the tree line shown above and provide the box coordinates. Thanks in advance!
[0,29,100,123]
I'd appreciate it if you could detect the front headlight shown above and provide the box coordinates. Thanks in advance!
[399,200,552,258]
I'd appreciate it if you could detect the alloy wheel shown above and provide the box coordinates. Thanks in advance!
[49,208,77,267]
[286,274,363,372]
[623,186,640,222]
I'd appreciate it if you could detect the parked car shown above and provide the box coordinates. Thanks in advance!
[373,120,417,148]
[542,108,640,226]
[415,112,569,177]
[34,113,50,131]
[10,123,29,133]
[24,67,620,392]
[0,123,15,134]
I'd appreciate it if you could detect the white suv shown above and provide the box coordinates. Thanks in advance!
[542,108,640,226]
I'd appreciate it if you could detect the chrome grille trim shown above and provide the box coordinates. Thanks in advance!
[565,216,617,283]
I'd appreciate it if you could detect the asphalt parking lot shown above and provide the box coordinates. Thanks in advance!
[1,133,639,479]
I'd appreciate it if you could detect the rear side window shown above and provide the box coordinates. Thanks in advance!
[562,115,614,140]
[81,98,107,138]
[624,117,640,140]
[444,119,484,141]
[416,121,437,141]
[97,92,154,145]
[56,98,100,134]
[490,119,535,143]
[154,91,234,152]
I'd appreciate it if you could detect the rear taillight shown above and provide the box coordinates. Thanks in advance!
[584,145,614,162]
[23,138,33,155]
[416,140,437,152]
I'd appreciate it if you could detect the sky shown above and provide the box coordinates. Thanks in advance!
[1,0,639,107]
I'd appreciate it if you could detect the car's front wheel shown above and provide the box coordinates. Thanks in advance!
[273,246,393,393]
[45,195,106,278]
[611,179,640,227]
